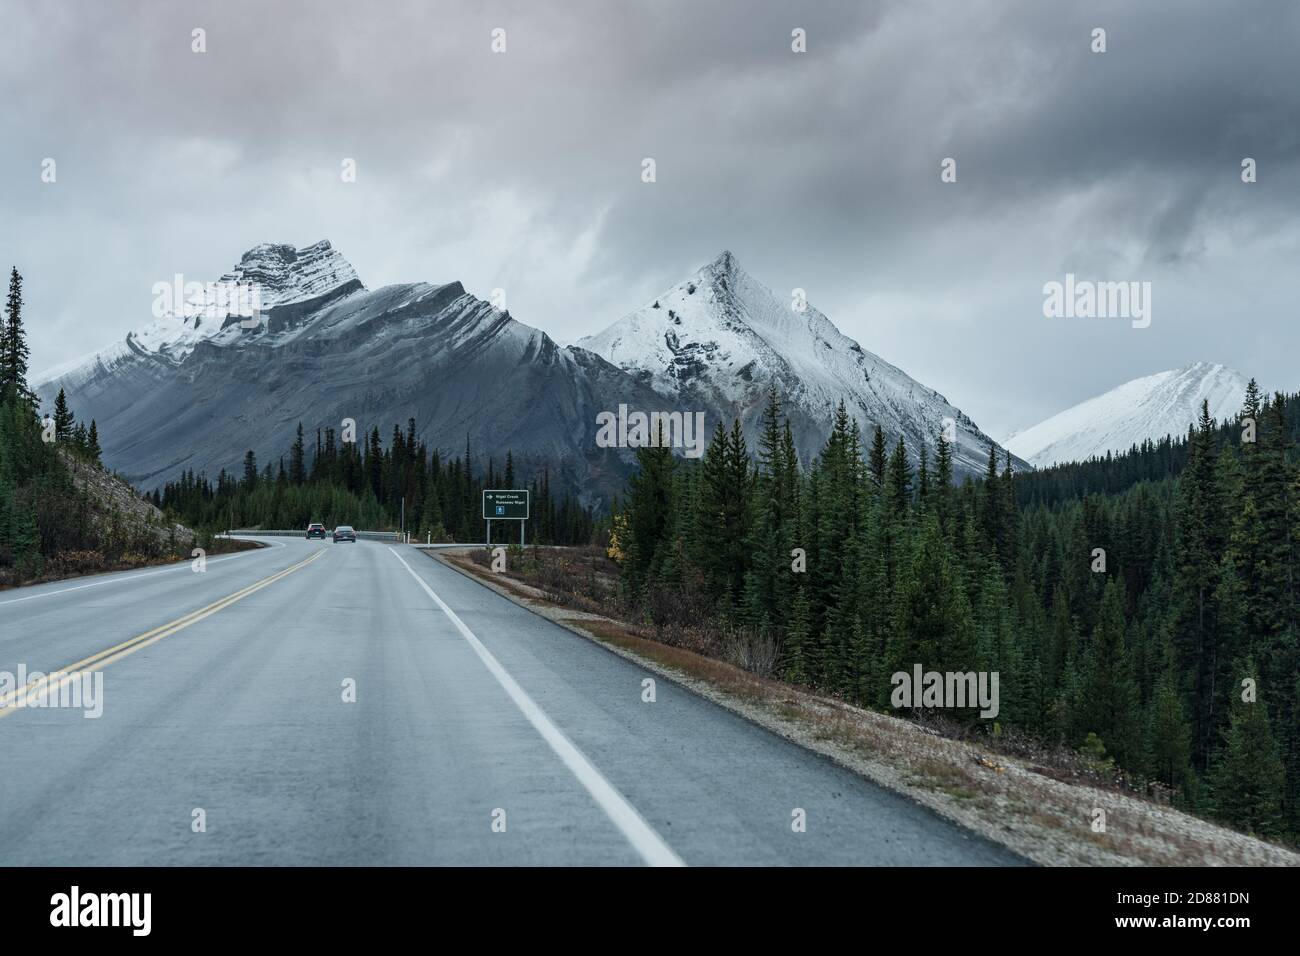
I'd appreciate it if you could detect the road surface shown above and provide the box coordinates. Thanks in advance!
[0,537,1021,866]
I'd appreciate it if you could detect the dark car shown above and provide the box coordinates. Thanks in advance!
[306,522,326,539]
[333,525,357,543]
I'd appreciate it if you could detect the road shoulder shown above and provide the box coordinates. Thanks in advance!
[422,547,1299,868]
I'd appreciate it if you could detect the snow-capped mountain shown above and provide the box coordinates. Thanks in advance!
[34,242,661,502]
[577,251,1020,476]
[34,243,1021,499]
[1003,362,1249,467]
[33,241,363,391]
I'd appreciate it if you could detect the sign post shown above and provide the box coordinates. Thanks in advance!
[482,489,529,547]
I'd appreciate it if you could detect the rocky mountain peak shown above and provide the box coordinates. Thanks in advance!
[222,239,363,308]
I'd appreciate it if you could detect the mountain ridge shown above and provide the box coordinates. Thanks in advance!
[1003,362,1250,467]
[577,249,1022,476]
[35,242,1025,499]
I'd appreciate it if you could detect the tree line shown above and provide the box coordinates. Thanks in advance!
[1,268,160,584]
[156,421,596,545]
[614,384,1299,842]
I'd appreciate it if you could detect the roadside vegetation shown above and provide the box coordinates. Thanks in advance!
[475,383,1300,847]
[0,267,205,588]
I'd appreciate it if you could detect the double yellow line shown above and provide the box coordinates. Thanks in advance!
[0,548,326,718]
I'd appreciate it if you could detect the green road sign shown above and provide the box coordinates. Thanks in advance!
[483,489,529,520]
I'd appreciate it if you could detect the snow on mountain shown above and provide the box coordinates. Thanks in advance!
[33,242,1022,496]
[33,241,362,389]
[577,250,1019,476]
[1002,362,1249,467]
[31,241,662,500]
[221,240,362,308]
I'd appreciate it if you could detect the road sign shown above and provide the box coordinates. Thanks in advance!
[482,489,529,520]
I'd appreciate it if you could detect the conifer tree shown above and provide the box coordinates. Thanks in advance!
[290,422,306,485]
[889,514,973,677]
[53,388,74,442]
[1148,670,1194,801]
[2,268,31,404]
[1172,400,1227,769]
[1209,659,1286,837]
[868,424,887,490]
[1071,579,1141,768]
[623,423,677,588]
[783,586,811,684]
[752,387,793,629]
[916,444,930,511]
[885,437,911,516]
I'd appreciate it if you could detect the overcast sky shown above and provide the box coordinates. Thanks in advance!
[3,0,1298,439]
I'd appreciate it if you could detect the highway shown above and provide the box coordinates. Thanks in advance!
[0,537,1021,866]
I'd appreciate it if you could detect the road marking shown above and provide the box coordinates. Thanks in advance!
[0,539,286,608]
[388,547,685,868]
[0,549,326,717]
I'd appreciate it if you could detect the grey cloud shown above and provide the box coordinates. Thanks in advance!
[1,0,1297,439]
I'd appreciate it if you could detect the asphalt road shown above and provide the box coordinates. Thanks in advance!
[0,537,1021,866]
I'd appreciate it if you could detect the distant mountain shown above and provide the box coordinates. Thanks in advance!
[1003,362,1249,467]
[33,242,660,504]
[577,251,1023,476]
[34,244,1022,502]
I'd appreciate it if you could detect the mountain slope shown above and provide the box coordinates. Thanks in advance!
[1003,362,1249,467]
[35,243,1022,501]
[577,251,1021,476]
[34,244,659,503]
[34,241,364,390]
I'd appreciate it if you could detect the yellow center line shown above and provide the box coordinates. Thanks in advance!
[0,548,327,717]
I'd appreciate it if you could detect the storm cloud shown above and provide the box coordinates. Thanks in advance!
[2,0,1297,437]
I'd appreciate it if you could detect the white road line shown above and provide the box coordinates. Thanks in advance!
[0,539,285,607]
[388,546,685,868]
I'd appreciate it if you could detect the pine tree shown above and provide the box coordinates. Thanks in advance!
[368,427,384,501]
[87,419,101,464]
[998,450,1017,567]
[623,431,677,588]
[888,514,974,694]
[694,420,731,599]
[1070,579,1142,769]
[242,450,258,490]
[53,388,74,442]
[885,436,911,515]
[1171,400,1227,770]
[3,268,31,404]
[783,586,811,684]
[868,424,888,490]
[1147,671,1194,801]
[1209,660,1286,836]
[933,430,955,533]
[752,386,793,629]
[289,422,306,485]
